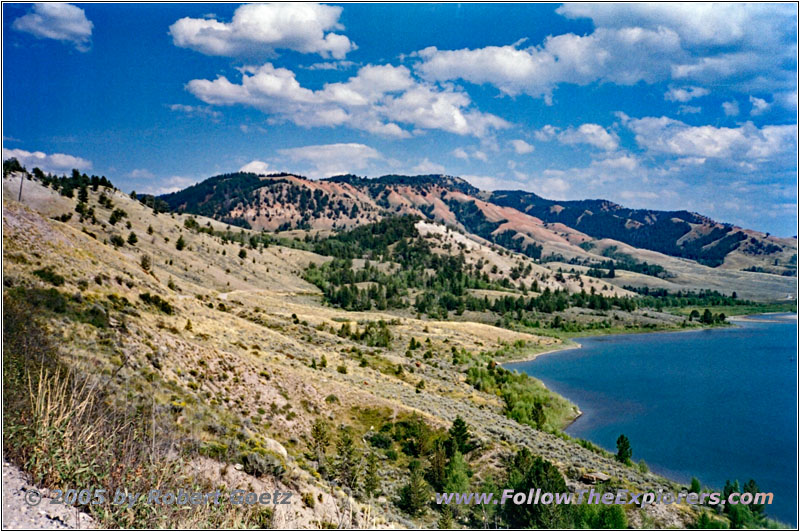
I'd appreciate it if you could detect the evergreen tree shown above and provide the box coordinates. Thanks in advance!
[448,416,472,455]
[743,479,765,517]
[398,460,430,517]
[333,427,361,492]
[437,507,454,529]
[175,235,186,251]
[615,434,632,464]
[363,451,379,499]
[310,419,330,477]
[427,440,447,491]
[127,232,138,245]
[501,449,577,528]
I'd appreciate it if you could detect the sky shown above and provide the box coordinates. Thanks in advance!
[2,3,798,236]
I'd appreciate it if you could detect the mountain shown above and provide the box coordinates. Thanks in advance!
[485,189,796,270]
[159,172,797,278]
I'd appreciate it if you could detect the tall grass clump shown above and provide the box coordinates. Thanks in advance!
[2,295,273,528]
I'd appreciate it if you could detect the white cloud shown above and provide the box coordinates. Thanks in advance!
[169,3,355,59]
[412,158,446,174]
[532,177,571,199]
[303,60,357,71]
[749,96,770,116]
[510,139,534,154]
[3,147,91,174]
[145,176,200,196]
[239,160,270,174]
[187,62,508,138]
[664,86,710,102]
[722,100,740,116]
[623,115,795,160]
[169,104,222,120]
[129,168,154,179]
[13,3,93,51]
[415,4,795,101]
[452,147,469,160]
[278,143,380,178]
[678,105,702,114]
[592,154,639,171]
[536,123,619,151]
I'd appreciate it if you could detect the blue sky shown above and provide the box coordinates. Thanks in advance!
[3,3,797,235]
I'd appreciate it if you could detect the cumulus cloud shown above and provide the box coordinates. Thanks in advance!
[532,177,571,199]
[412,158,446,174]
[415,27,683,102]
[3,147,91,174]
[169,3,355,59]
[239,160,270,174]
[414,3,795,101]
[510,139,534,154]
[535,123,619,151]
[13,3,93,51]
[278,143,380,178]
[664,86,710,102]
[187,62,508,138]
[749,96,771,116]
[621,115,795,161]
[722,100,740,116]
[452,148,469,160]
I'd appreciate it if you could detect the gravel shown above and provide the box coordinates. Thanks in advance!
[2,461,95,530]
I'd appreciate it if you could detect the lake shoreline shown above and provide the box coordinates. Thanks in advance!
[505,313,797,526]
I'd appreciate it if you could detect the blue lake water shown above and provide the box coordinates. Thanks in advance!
[507,314,798,526]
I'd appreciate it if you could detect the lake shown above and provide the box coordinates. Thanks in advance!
[506,314,798,526]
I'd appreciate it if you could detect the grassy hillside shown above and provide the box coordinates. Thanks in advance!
[2,172,792,529]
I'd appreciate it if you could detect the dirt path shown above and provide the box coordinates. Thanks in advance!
[2,461,95,529]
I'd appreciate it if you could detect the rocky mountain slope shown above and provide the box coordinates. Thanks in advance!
[3,173,737,529]
[160,172,797,278]
[158,172,796,301]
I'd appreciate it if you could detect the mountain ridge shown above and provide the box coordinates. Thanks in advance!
[158,171,797,277]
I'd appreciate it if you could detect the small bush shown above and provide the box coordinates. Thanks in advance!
[139,292,174,314]
[32,267,65,286]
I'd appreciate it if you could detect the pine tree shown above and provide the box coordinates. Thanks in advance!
[363,451,379,499]
[427,440,447,491]
[310,419,330,477]
[398,460,430,517]
[448,416,471,455]
[437,507,454,529]
[615,434,632,464]
[333,427,361,492]
[127,232,138,245]
[176,235,186,251]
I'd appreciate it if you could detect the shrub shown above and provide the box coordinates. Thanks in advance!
[138,292,174,314]
[110,234,125,247]
[32,267,65,286]
[140,254,152,271]
[241,451,285,479]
